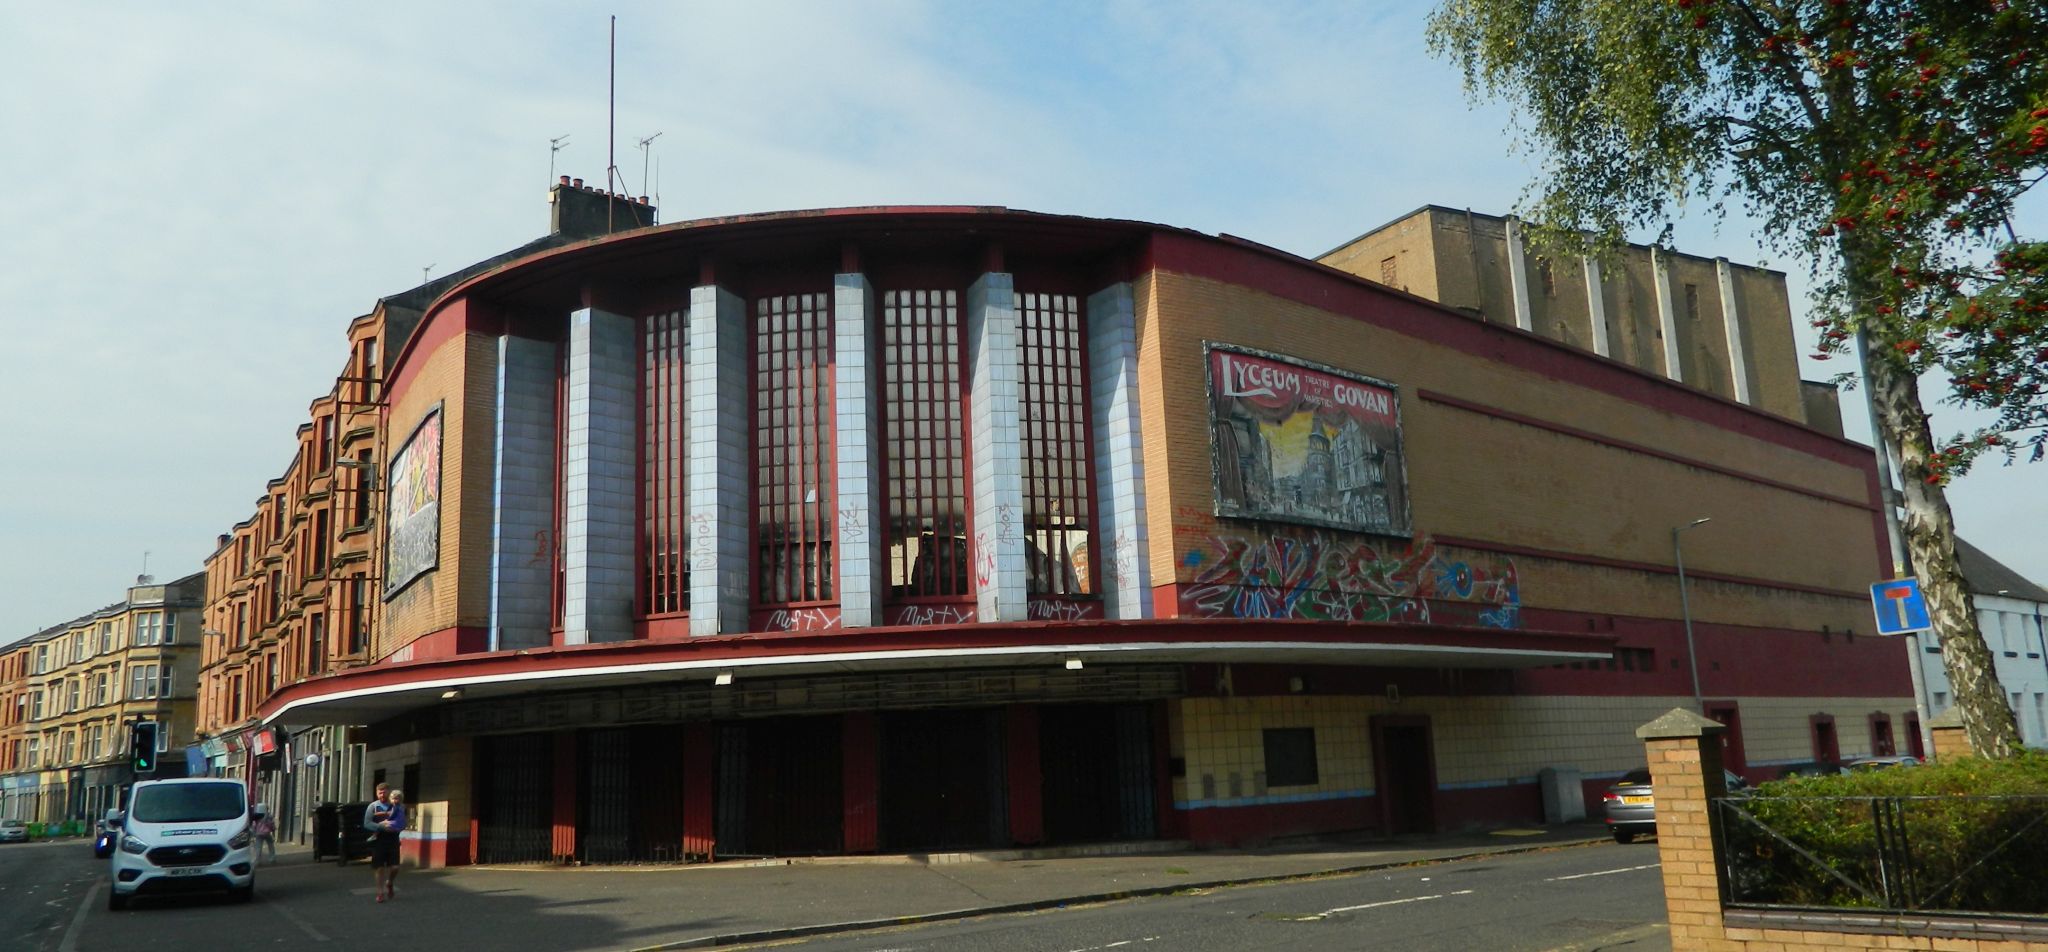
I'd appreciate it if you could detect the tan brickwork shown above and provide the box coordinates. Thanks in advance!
[1138,271,1876,635]
[1169,694,1914,811]
[1321,208,1809,422]
[380,330,492,654]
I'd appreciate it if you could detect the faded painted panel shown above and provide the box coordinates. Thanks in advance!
[385,405,443,599]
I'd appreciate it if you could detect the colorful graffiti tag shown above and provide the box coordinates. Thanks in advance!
[1174,525,1518,628]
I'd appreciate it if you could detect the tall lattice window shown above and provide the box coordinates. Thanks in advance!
[1017,292,1093,596]
[754,293,834,604]
[643,309,688,615]
[882,290,968,599]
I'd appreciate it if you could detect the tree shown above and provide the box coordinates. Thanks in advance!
[1427,0,2047,757]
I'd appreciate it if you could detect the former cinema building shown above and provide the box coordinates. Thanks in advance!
[245,201,1914,867]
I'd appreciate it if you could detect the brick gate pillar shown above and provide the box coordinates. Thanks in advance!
[1634,707,1729,950]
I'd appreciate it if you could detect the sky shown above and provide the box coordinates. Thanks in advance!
[1,1,2043,640]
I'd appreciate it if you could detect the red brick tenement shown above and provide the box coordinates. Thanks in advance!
[235,206,1906,867]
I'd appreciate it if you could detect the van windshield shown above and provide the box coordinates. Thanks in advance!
[132,783,245,823]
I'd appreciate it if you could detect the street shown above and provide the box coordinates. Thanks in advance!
[747,845,1670,952]
[0,837,1668,952]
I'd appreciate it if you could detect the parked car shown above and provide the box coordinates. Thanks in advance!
[0,818,26,843]
[1774,760,1845,780]
[1846,755,1921,770]
[1602,766,1749,844]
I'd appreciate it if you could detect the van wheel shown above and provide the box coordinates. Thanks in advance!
[1612,830,1636,845]
[107,890,129,911]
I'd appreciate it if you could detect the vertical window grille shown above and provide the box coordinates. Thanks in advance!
[552,350,568,629]
[754,293,834,604]
[643,309,688,615]
[882,290,968,598]
[1016,292,1094,597]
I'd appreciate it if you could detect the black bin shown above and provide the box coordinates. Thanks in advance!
[328,801,374,866]
[312,803,338,862]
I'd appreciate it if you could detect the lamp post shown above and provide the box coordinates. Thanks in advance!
[1674,518,1712,715]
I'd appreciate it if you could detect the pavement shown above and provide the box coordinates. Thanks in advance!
[240,820,1624,950]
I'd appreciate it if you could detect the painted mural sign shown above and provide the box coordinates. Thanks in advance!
[1175,521,1519,629]
[384,404,442,599]
[1206,344,1411,536]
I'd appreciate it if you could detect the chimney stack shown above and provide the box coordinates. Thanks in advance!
[549,172,657,239]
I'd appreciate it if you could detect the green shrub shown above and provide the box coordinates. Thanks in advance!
[1722,751,2048,914]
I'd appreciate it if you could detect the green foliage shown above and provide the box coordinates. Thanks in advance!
[1724,753,2048,912]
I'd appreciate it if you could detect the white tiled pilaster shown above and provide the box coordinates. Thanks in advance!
[1651,247,1684,383]
[832,274,885,628]
[1086,282,1152,621]
[563,308,638,644]
[967,272,1027,622]
[1716,258,1753,405]
[1505,217,1533,332]
[687,285,751,635]
[490,335,558,651]
[1581,257,1612,359]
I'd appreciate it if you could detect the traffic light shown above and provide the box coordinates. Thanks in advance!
[131,722,159,775]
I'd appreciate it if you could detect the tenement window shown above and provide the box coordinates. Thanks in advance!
[882,290,969,599]
[754,292,834,604]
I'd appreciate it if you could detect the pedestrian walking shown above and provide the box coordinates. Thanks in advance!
[382,790,409,901]
[364,782,397,902]
[252,805,277,862]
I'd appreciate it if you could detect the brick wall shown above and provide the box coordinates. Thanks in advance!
[1138,270,1877,635]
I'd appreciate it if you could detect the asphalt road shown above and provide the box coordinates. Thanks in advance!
[746,846,1671,952]
[0,839,103,952]
[0,836,1668,952]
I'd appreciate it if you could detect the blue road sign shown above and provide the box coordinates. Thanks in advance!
[1870,578,1933,636]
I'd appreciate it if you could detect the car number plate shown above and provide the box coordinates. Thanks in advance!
[1622,795,1652,804]
[166,867,206,877]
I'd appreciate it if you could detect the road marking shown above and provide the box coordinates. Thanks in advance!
[1543,863,1661,882]
[1539,921,1670,951]
[1062,938,1158,952]
[265,892,331,942]
[1313,888,1475,918]
[56,882,97,952]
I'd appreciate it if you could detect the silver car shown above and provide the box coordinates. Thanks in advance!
[0,818,27,844]
[1602,767,1748,844]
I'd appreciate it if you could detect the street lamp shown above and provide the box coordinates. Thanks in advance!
[1674,518,1712,714]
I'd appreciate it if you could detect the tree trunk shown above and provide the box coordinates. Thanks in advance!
[1852,262,2024,759]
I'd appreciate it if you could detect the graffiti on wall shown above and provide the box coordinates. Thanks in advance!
[1175,520,1518,628]
[1207,344,1411,536]
[384,404,443,599]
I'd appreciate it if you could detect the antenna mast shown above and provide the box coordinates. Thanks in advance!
[636,131,663,200]
[607,14,617,234]
[549,134,571,182]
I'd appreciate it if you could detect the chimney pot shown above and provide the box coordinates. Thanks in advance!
[639,195,650,204]
[559,175,571,186]
[571,177,583,188]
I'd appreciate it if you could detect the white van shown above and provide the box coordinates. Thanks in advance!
[107,777,255,909]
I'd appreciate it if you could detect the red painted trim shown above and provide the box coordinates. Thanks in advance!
[550,731,577,860]
[682,723,715,860]
[259,618,1619,718]
[842,712,879,853]
[377,626,488,665]
[1143,230,1876,468]
[1005,705,1044,846]
[398,833,471,868]
[1433,536,1867,601]
[1418,390,1875,512]
[1180,796,1376,847]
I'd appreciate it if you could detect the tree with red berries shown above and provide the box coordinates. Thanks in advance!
[1429,0,2046,757]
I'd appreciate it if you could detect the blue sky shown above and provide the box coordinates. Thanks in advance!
[1,1,2041,639]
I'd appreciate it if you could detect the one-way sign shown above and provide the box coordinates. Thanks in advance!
[1870,578,1934,636]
